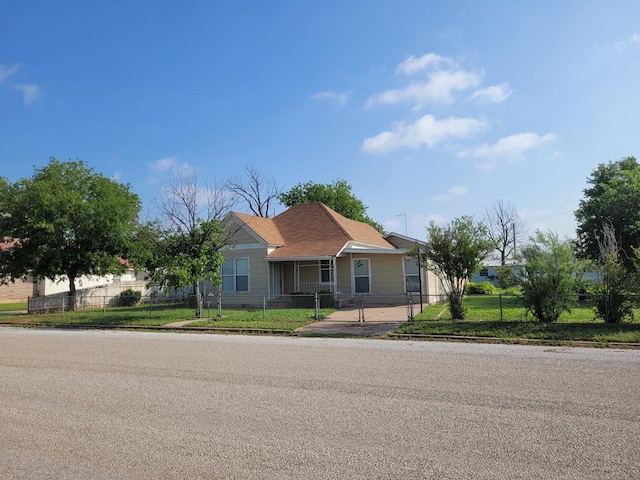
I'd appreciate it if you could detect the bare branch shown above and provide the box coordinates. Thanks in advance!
[483,199,527,265]
[226,166,281,218]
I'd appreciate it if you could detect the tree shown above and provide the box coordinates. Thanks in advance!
[591,221,636,323]
[279,179,384,233]
[483,199,526,266]
[226,166,280,218]
[416,216,493,319]
[575,156,640,271]
[0,159,141,305]
[517,231,586,323]
[141,172,235,318]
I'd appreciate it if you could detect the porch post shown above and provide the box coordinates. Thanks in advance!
[332,257,337,294]
[266,261,271,299]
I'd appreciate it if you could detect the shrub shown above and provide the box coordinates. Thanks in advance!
[290,290,334,309]
[119,289,142,307]
[465,282,496,295]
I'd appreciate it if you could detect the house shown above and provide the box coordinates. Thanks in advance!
[212,202,444,306]
[1,237,147,303]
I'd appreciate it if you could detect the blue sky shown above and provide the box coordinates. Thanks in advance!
[2,1,639,240]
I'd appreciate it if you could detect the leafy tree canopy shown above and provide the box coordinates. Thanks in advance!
[517,231,587,323]
[279,179,384,233]
[575,156,640,270]
[0,158,141,297]
[417,216,493,319]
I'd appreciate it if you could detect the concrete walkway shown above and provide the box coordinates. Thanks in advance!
[295,305,409,336]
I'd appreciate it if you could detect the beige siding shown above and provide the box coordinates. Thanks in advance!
[336,257,351,293]
[337,253,405,295]
[0,277,36,303]
[208,247,268,297]
[225,226,261,247]
[298,261,320,283]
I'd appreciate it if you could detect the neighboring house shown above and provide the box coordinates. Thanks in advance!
[1,238,146,303]
[212,202,444,306]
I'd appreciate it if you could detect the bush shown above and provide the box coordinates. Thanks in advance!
[119,289,142,307]
[290,290,334,309]
[465,282,496,295]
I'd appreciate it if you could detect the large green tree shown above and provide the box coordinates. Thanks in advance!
[575,156,640,270]
[416,216,493,319]
[0,159,141,302]
[279,179,384,232]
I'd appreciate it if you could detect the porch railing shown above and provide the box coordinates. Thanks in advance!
[297,282,334,293]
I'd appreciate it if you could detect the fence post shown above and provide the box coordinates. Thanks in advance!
[407,293,414,321]
[263,295,266,319]
[217,292,222,318]
[314,292,319,320]
[358,294,365,322]
[499,294,503,322]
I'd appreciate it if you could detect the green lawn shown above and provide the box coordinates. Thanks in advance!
[401,294,640,343]
[11,302,331,330]
[415,295,604,322]
[0,302,27,312]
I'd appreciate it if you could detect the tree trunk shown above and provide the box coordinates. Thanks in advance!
[193,280,203,318]
[68,274,77,312]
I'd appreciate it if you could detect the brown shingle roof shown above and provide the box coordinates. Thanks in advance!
[232,203,394,258]
[233,212,285,246]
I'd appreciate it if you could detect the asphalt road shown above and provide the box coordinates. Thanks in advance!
[1,329,638,479]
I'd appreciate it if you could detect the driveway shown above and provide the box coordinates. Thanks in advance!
[295,305,409,336]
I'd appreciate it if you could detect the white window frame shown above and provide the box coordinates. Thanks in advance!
[352,257,371,294]
[221,257,250,293]
[319,259,334,284]
[404,257,420,293]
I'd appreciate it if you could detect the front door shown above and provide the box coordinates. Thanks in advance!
[273,263,283,296]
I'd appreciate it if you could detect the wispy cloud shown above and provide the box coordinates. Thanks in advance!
[458,133,556,160]
[147,156,195,174]
[148,156,179,172]
[362,114,489,154]
[395,53,457,76]
[311,89,352,106]
[14,84,40,104]
[433,185,469,202]
[366,70,481,109]
[0,64,19,83]
[615,33,640,50]
[470,82,512,104]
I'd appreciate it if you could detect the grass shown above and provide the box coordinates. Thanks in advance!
[401,294,640,343]
[7,301,331,330]
[415,295,606,322]
[397,319,640,343]
[190,308,335,330]
[0,302,27,312]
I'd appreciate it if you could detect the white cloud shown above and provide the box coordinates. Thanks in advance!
[362,114,488,154]
[615,33,640,50]
[311,89,352,106]
[395,53,456,76]
[470,82,512,104]
[148,156,178,172]
[366,70,481,109]
[0,64,19,83]
[14,84,40,104]
[458,133,556,160]
[433,185,469,202]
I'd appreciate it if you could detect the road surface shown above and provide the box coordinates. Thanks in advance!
[1,329,638,479]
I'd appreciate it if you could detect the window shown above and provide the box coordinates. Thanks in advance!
[479,268,489,277]
[405,257,420,293]
[353,258,370,293]
[222,258,249,292]
[320,259,333,283]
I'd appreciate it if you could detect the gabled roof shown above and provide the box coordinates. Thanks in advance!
[232,212,285,246]
[230,203,396,258]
